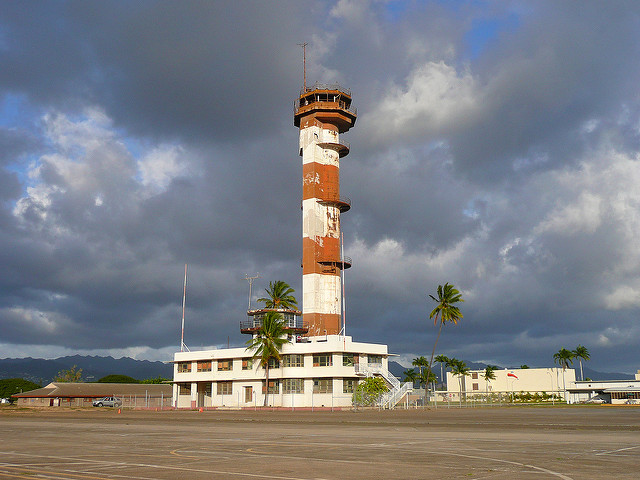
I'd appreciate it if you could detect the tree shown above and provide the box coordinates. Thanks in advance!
[417,370,437,391]
[54,365,83,382]
[245,311,289,406]
[97,375,139,383]
[434,354,450,386]
[481,365,498,398]
[426,283,464,404]
[141,376,171,384]
[449,358,470,406]
[573,345,590,381]
[520,365,530,369]
[402,369,418,387]
[0,378,41,401]
[257,280,298,310]
[553,348,575,403]
[352,377,389,407]
[412,356,428,378]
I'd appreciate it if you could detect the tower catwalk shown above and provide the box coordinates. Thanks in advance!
[294,83,356,336]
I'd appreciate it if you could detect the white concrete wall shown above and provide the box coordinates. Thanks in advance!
[302,274,341,317]
[300,125,340,168]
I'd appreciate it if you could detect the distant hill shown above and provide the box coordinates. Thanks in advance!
[388,361,634,382]
[0,355,173,385]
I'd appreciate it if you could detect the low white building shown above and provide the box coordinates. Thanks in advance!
[568,370,640,404]
[445,367,575,402]
[172,332,405,409]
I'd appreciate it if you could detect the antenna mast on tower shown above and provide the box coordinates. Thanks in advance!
[297,42,308,91]
[245,273,261,310]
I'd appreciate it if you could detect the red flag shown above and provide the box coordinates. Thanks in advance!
[507,372,518,379]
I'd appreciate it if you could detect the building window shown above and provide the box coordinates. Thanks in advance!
[242,359,253,370]
[343,379,357,394]
[472,372,478,380]
[218,360,232,371]
[283,378,304,394]
[313,378,333,394]
[178,383,190,395]
[204,384,211,396]
[343,354,354,367]
[368,355,382,365]
[262,380,280,394]
[267,358,280,369]
[313,354,332,367]
[282,354,304,367]
[472,383,479,391]
[197,361,212,372]
[177,362,191,373]
[217,381,232,395]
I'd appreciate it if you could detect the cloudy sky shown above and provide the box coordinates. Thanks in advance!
[2,1,640,373]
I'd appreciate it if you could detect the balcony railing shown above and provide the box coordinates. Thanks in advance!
[318,256,352,270]
[318,197,351,213]
[240,311,306,333]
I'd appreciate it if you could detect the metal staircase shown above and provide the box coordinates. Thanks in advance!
[355,363,413,409]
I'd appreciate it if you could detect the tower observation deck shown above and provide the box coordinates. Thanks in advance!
[294,83,356,336]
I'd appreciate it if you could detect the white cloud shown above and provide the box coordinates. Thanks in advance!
[363,61,479,141]
[2,307,67,334]
[535,192,602,236]
[137,144,186,191]
[604,285,640,310]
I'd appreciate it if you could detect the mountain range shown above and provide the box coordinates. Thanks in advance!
[388,361,634,382]
[0,355,632,387]
[0,355,172,385]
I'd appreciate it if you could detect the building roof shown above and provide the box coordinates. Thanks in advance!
[12,382,171,398]
[603,387,640,393]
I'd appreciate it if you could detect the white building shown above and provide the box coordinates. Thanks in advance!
[172,333,401,409]
[568,370,640,404]
[445,367,575,402]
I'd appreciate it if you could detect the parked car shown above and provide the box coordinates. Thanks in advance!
[92,396,122,407]
[585,397,605,404]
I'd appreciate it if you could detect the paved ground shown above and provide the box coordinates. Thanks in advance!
[1,406,639,479]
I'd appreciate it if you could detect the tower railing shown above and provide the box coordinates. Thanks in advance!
[299,82,351,96]
[293,100,357,117]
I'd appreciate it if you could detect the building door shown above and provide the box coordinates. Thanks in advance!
[245,386,253,403]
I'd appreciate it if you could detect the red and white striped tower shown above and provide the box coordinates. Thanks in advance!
[294,84,356,336]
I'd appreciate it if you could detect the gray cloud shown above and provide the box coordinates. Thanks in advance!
[1,1,640,373]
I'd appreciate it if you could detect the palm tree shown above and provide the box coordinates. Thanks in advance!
[553,348,575,403]
[257,280,298,310]
[434,354,450,387]
[245,311,289,406]
[412,356,429,378]
[573,345,590,381]
[418,370,437,391]
[426,283,464,405]
[449,358,470,406]
[402,369,418,387]
[481,365,497,401]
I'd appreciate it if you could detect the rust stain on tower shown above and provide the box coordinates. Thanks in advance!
[294,84,356,336]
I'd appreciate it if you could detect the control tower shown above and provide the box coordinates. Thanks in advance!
[294,83,357,336]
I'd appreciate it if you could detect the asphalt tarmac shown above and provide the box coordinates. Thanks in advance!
[1,406,638,479]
